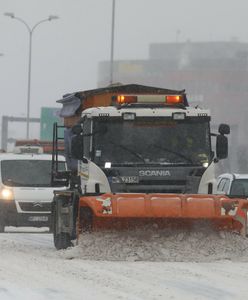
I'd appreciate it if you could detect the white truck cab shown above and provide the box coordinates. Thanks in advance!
[0,146,67,232]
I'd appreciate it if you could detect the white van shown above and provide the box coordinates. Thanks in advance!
[216,173,248,198]
[0,146,67,232]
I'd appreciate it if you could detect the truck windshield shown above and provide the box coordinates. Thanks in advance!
[93,118,211,166]
[1,160,66,187]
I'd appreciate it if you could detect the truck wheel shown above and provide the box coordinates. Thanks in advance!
[54,232,72,250]
[52,195,73,250]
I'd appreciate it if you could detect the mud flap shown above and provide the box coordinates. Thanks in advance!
[53,192,76,249]
[234,206,248,237]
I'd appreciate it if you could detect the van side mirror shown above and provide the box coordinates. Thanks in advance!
[52,171,70,187]
[216,134,228,159]
[71,135,84,160]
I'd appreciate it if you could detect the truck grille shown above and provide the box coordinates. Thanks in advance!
[138,180,186,186]
[124,180,186,193]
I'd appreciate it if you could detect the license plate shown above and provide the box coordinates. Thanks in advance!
[120,176,139,183]
[28,216,49,222]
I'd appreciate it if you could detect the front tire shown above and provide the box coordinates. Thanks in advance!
[0,223,5,233]
[52,195,74,250]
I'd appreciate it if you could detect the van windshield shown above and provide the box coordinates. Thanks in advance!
[1,160,66,187]
[230,179,248,198]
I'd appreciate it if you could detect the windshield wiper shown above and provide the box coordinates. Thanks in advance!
[152,145,194,164]
[107,140,146,163]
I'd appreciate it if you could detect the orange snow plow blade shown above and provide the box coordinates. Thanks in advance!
[78,194,248,236]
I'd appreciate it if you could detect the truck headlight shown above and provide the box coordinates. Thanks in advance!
[1,188,14,200]
[105,162,112,169]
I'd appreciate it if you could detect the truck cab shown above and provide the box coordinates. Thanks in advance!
[69,91,229,196]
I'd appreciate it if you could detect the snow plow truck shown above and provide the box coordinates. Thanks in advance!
[50,84,248,250]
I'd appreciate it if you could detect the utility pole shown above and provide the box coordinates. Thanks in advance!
[110,0,116,85]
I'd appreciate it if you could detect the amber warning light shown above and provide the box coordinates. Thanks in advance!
[117,95,137,104]
[115,94,183,105]
[166,95,182,104]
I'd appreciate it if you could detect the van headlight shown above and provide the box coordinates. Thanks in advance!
[1,188,14,200]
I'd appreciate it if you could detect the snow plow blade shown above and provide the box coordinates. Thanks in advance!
[78,194,248,236]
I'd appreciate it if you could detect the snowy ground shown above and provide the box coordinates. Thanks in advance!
[1,227,248,300]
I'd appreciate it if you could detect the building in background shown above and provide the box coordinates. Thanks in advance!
[98,41,248,173]
[1,107,63,152]
[40,107,63,141]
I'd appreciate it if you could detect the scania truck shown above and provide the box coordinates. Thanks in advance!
[51,84,248,250]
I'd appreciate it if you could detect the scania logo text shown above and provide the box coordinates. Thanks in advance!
[139,170,171,177]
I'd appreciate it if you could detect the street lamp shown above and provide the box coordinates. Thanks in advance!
[110,0,116,85]
[4,12,59,139]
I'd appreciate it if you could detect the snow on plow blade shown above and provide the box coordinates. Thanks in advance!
[79,194,248,236]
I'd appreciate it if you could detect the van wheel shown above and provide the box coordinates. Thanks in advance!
[54,233,72,250]
[0,223,5,233]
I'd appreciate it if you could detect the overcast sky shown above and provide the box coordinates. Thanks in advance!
[0,0,248,140]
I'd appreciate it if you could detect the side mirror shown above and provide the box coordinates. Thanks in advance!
[52,171,70,187]
[71,124,83,135]
[218,124,230,135]
[71,135,84,160]
[216,134,228,159]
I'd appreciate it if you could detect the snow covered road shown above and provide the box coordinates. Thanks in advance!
[1,228,248,300]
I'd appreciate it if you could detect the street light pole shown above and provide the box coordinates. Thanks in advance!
[110,0,116,85]
[4,13,59,139]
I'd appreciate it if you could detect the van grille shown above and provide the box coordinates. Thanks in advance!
[18,202,51,212]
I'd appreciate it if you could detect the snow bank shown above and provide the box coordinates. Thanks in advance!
[61,226,248,262]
